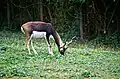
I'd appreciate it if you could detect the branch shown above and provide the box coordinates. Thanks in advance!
[107,0,119,28]
[10,0,42,9]
[46,6,53,23]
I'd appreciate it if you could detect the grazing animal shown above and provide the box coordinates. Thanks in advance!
[21,21,73,55]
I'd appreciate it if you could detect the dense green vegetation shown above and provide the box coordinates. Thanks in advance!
[0,31,120,79]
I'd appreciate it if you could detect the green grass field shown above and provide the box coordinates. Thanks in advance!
[0,31,120,79]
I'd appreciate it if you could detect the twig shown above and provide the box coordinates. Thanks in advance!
[107,0,119,28]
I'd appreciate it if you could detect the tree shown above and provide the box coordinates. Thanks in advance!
[70,0,88,40]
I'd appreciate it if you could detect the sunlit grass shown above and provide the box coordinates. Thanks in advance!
[0,31,120,79]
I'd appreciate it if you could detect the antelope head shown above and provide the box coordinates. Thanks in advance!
[59,36,76,55]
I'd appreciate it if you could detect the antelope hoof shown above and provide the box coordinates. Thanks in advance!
[34,52,38,55]
[33,51,38,54]
[49,52,54,56]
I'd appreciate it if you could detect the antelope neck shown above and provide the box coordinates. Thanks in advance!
[54,31,64,48]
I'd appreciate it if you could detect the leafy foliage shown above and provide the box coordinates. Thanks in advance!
[0,31,120,79]
[70,0,88,4]
[89,31,120,48]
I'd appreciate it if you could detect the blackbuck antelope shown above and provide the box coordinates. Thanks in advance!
[21,21,74,55]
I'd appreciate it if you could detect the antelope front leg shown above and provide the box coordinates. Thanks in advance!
[46,36,53,55]
[48,45,53,55]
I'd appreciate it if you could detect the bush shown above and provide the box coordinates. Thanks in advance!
[90,31,120,48]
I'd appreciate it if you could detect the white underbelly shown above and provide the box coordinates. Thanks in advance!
[31,31,53,39]
[32,31,46,38]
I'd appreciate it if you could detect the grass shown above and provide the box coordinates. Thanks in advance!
[0,31,120,79]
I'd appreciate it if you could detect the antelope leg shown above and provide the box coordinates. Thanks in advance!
[45,35,53,55]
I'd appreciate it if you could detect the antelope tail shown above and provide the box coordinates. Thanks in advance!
[21,27,25,34]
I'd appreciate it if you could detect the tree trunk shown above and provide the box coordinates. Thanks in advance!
[79,5,83,41]
[7,0,10,28]
[47,6,52,23]
[40,0,43,21]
